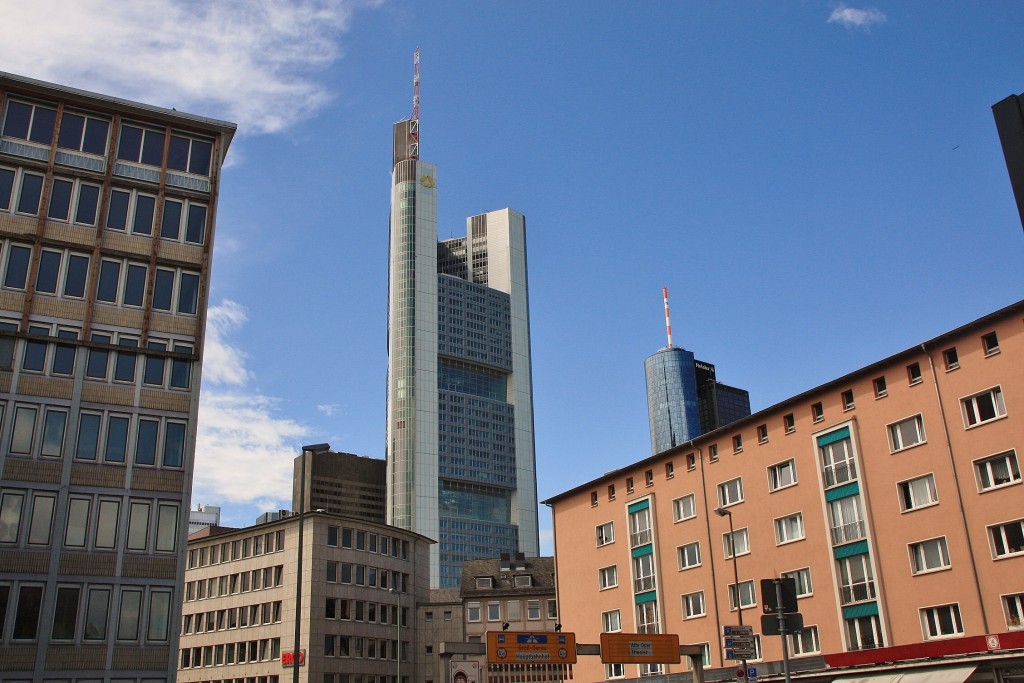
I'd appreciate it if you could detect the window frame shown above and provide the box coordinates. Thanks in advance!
[897,473,938,512]
[672,493,696,522]
[596,521,615,547]
[682,590,705,619]
[677,541,701,570]
[774,513,805,545]
[909,536,951,575]
[717,477,744,507]
[888,414,926,452]
[961,386,1006,428]
[974,450,1021,492]
[768,459,797,492]
[920,603,964,640]
[873,376,888,398]
[598,565,618,590]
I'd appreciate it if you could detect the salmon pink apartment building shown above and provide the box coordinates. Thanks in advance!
[545,301,1024,683]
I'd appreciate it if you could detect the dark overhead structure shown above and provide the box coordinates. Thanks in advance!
[992,91,1024,231]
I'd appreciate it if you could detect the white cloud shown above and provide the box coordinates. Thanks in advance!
[193,300,309,507]
[0,0,374,135]
[317,403,340,416]
[828,4,887,30]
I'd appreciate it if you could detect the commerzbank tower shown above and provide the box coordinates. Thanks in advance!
[385,52,539,587]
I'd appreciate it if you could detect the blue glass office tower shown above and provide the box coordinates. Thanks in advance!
[386,118,539,587]
[645,346,702,453]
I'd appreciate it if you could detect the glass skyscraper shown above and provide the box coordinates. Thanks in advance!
[386,118,539,587]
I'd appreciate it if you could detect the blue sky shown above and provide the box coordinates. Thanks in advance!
[4,1,1023,552]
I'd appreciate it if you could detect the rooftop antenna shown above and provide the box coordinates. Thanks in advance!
[408,47,420,160]
[662,287,674,348]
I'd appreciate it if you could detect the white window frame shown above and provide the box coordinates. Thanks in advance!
[717,477,744,507]
[782,568,813,597]
[961,386,1007,428]
[898,473,938,512]
[596,521,614,547]
[672,493,696,522]
[888,414,926,452]
[602,609,621,633]
[909,537,951,574]
[682,591,705,619]
[1002,592,1024,630]
[975,450,1021,491]
[598,565,618,590]
[789,626,820,656]
[774,513,805,545]
[677,542,701,570]
[467,602,480,622]
[728,580,755,611]
[767,459,797,491]
[920,603,964,639]
[989,520,1024,558]
[723,528,749,559]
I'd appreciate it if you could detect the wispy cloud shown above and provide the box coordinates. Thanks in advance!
[0,0,374,134]
[828,4,887,31]
[193,301,308,507]
[317,403,341,416]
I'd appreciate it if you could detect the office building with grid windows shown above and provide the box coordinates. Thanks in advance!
[0,73,234,682]
[386,116,539,588]
[548,301,1024,683]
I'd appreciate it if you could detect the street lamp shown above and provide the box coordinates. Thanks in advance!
[390,587,402,683]
[294,443,330,683]
[715,507,747,681]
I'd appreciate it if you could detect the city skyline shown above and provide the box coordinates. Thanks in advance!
[2,2,1021,551]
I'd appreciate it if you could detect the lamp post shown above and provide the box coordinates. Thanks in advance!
[715,507,747,681]
[390,587,402,683]
[294,443,330,683]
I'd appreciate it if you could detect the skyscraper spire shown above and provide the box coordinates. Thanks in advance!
[408,47,420,160]
[662,286,674,348]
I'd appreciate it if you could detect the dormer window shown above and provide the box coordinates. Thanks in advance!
[514,575,532,587]
[475,577,494,589]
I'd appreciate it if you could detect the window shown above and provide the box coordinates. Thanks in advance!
[590,491,597,506]
[962,387,1006,427]
[686,453,696,470]
[633,553,656,592]
[921,604,963,639]
[84,587,110,640]
[486,602,500,622]
[46,177,101,225]
[757,424,768,443]
[0,490,25,543]
[665,461,674,479]
[889,415,925,451]
[898,474,938,511]
[768,459,797,491]
[837,554,875,604]
[126,501,150,550]
[811,402,824,422]
[775,513,805,544]
[626,477,634,493]
[677,542,701,569]
[644,469,654,487]
[3,100,57,144]
[106,188,157,236]
[975,451,1021,491]
[161,197,208,244]
[57,110,110,155]
[873,376,887,398]
[907,362,923,384]
[602,609,621,632]
[682,591,705,618]
[117,124,166,167]
[784,413,795,433]
[636,601,659,634]
[13,584,44,640]
[629,506,652,548]
[167,132,214,175]
[910,537,950,574]
[4,243,32,289]
[607,484,615,500]
[820,434,857,488]
[672,494,696,522]
[842,389,855,410]
[527,600,541,620]
[782,568,813,597]
[846,614,883,651]
[598,565,618,589]
[596,522,614,547]
[475,576,493,589]
[989,520,1024,558]
[605,664,626,679]
[708,444,718,461]
[1003,593,1024,630]
[717,477,743,507]
[728,580,755,610]
[723,528,749,558]
[466,602,480,622]
[829,495,866,545]
[150,267,202,316]
[943,347,959,371]
[983,331,1000,355]
[732,434,743,453]
[790,626,820,655]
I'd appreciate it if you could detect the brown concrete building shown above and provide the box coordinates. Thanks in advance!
[545,301,1024,682]
[292,449,387,522]
[178,511,432,683]
[0,73,233,682]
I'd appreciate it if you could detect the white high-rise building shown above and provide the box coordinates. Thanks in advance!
[386,113,539,588]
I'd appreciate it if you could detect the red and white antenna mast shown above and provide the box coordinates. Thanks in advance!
[408,47,420,160]
[662,287,674,348]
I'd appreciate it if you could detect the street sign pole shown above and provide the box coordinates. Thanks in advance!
[774,581,792,683]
